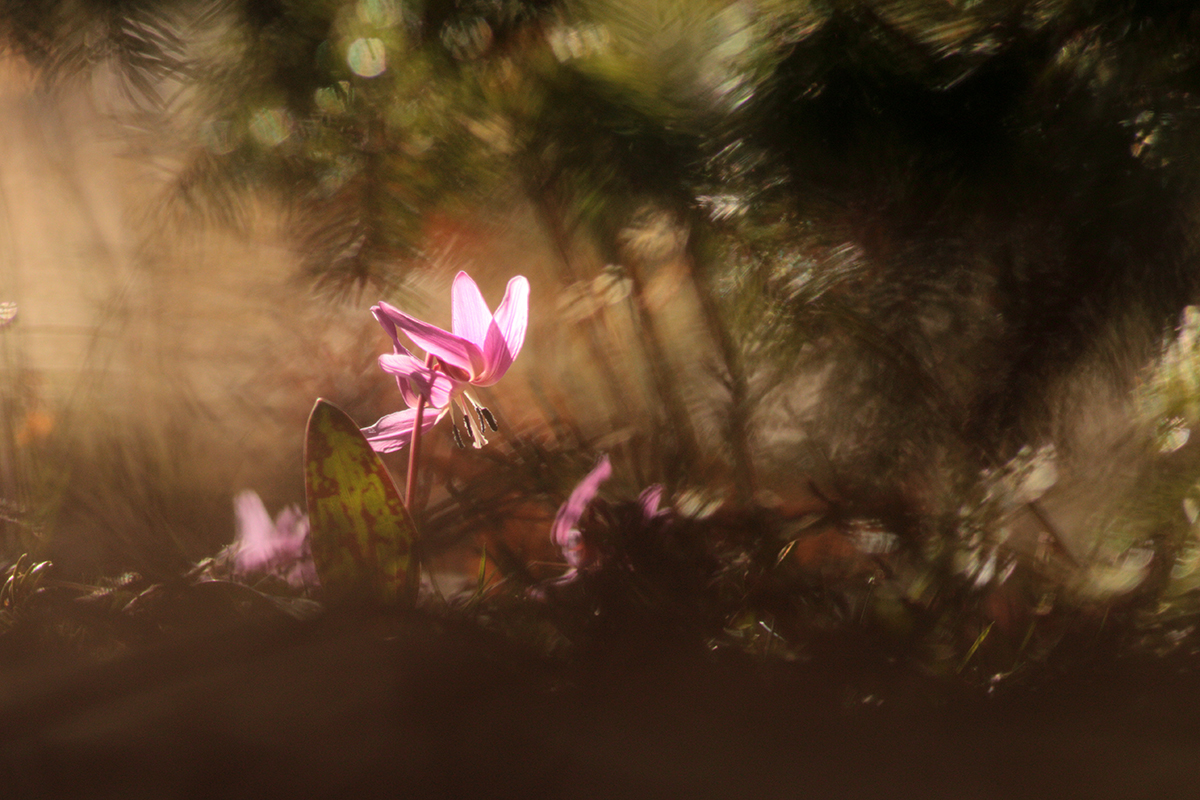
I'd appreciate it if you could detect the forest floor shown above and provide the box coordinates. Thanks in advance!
[2,577,1197,800]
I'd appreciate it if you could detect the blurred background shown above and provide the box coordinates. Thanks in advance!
[3,0,1200,610]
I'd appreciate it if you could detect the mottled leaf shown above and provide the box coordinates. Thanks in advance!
[304,398,417,605]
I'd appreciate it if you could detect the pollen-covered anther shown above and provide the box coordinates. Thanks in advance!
[462,412,476,445]
[480,407,499,432]
[464,409,488,448]
[451,422,466,449]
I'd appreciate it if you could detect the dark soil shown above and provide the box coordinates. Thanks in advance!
[3,589,1198,800]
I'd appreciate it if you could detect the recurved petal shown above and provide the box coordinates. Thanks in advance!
[375,302,487,380]
[408,370,458,409]
[371,303,406,354]
[477,275,530,385]
[360,406,447,453]
[379,352,458,407]
[378,352,421,406]
[551,454,612,549]
[451,271,492,348]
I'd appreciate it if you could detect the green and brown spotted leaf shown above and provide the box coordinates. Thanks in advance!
[304,399,418,605]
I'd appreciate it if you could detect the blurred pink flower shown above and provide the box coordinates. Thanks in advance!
[231,490,318,590]
[365,271,529,452]
[552,455,613,570]
[550,455,668,572]
[638,485,667,520]
[536,457,671,598]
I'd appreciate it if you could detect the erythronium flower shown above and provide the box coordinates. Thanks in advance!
[364,271,529,453]
[552,455,613,570]
[638,484,667,520]
[549,454,668,577]
[230,490,319,590]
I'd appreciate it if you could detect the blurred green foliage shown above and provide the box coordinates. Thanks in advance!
[7,0,1200,672]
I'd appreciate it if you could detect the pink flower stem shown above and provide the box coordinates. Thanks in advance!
[403,352,435,603]
[405,352,436,511]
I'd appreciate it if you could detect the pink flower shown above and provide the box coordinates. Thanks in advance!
[536,457,672,599]
[638,485,667,520]
[552,455,613,570]
[231,491,319,589]
[549,455,668,573]
[364,271,529,452]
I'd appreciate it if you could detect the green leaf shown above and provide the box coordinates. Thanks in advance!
[304,398,418,605]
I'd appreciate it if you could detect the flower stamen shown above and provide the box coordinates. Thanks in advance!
[462,410,476,446]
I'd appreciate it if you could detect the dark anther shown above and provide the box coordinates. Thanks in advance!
[451,423,465,449]
[480,407,499,432]
[463,412,476,445]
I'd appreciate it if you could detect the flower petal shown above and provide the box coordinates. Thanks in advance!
[374,301,487,379]
[371,304,408,355]
[231,493,319,590]
[379,352,459,408]
[408,370,459,409]
[232,490,278,572]
[638,485,666,519]
[551,454,612,549]
[451,271,493,348]
[477,275,529,385]
[559,528,586,568]
[273,505,310,551]
[361,406,447,453]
